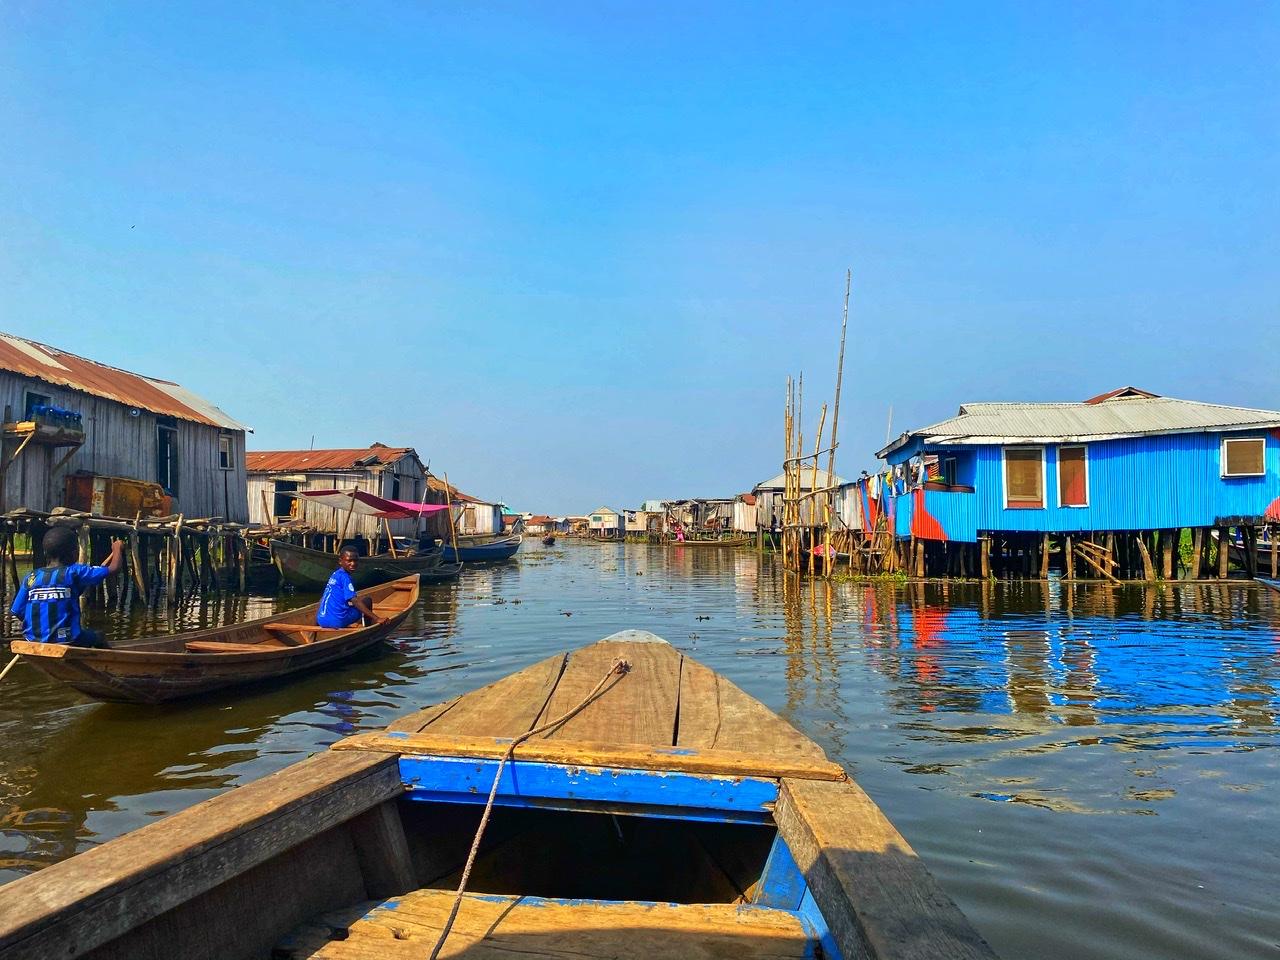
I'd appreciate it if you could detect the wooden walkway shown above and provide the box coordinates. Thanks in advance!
[276,890,815,960]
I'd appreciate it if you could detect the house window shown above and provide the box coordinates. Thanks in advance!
[156,417,178,495]
[273,480,298,519]
[1004,447,1044,508]
[218,435,233,470]
[391,475,401,501]
[1222,437,1265,477]
[1059,445,1088,507]
[941,457,958,487]
[23,391,50,421]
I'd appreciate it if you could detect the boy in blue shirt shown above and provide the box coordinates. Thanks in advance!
[317,547,386,629]
[11,527,124,647]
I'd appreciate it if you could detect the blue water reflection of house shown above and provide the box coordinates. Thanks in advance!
[877,387,1280,577]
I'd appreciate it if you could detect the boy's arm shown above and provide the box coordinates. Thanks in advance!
[10,577,28,619]
[100,540,124,574]
[349,593,388,625]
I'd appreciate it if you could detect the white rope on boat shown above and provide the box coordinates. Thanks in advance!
[426,657,632,960]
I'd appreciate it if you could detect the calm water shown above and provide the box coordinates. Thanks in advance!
[2,541,1278,960]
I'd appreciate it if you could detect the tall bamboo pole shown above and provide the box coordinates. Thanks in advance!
[824,270,851,577]
[808,404,827,576]
[443,472,462,562]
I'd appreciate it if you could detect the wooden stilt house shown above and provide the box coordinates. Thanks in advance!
[0,332,250,521]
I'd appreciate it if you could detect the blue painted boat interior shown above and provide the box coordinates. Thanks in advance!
[396,754,842,958]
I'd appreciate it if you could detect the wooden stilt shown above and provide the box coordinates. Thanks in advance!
[1136,532,1155,581]
[1161,529,1174,580]
[1271,526,1278,579]
[1217,526,1230,579]
[1065,534,1074,581]
[980,536,991,579]
[1040,534,1050,579]
[1191,528,1204,581]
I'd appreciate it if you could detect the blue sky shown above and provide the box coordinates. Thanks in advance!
[1,3,1276,513]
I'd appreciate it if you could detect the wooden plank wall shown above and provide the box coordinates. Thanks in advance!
[0,373,249,522]
[248,455,441,539]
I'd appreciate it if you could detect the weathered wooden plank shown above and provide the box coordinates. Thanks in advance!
[346,800,415,899]
[333,731,846,781]
[276,890,813,959]
[674,656,722,748]
[713,674,829,761]
[0,750,402,960]
[775,777,999,960]
[536,636,682,746]
[385,696,462,733]
[423,652,567,737]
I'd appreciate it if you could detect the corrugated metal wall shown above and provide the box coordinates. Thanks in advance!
[889,432,1280,541]
[0,372,249,522]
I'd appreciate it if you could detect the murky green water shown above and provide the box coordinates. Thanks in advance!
[2,540,1278,960]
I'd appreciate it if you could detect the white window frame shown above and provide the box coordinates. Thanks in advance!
[1057,444,1089,508]
[218,434,234,471]
[1002,446,1046,509]
[1222,437,1266,477]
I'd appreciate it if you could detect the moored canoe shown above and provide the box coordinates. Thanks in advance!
[7,576,419,704]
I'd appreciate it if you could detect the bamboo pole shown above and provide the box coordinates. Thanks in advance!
[808,404,827,577]
[383,517,398,558]
[443,472,462,562]
[824,270,851,578]
[336,490,358,553]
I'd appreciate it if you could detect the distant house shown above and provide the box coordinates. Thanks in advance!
[877,388,1280,543]
[587,506,624,539]
[247,444,437,539]
[732,493,758,533]
[0,332,250,520]
[751,470,845,531]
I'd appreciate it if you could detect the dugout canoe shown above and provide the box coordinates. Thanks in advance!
[272,539,442,591]
[0,631,998,960]
[6,576,420,704]
[668,535,753,548]
[441,533,522,563]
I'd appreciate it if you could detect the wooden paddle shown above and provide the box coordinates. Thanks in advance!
[0,653,19,683]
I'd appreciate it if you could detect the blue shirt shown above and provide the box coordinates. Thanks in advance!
[317,568,362,628]
[10,564,110,643]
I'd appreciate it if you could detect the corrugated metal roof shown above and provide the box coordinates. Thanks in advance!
[426,475,489,505]
[0,332,249,431]
[247,445,417,473]
[879,395,1280,458]
[753,470,846,491]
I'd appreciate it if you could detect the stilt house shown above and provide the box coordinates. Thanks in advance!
[247,444,441,540]
[427,476,503,535]
[0,333,250,521]
[877,387,1280,577]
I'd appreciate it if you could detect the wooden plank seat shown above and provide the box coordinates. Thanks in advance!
[275,889,815,960]
[184,640,289,653]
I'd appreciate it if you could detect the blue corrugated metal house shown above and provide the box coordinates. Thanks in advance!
[877,387,1280,544]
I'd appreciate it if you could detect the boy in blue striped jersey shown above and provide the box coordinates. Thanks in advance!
[11,527,124,647]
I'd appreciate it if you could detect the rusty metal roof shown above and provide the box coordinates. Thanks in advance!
[0,332,249,431]
[426,475,487,504]
[247,444,418,473]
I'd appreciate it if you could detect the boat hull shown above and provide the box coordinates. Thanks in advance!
[8,577,419,704]
[272,539,441,591]
[441,534,521,563]
[668,536,752,548]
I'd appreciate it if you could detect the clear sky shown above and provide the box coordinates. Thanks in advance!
[1,3,1276,514]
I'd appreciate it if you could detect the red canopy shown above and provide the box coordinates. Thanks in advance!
[298,489,452,520]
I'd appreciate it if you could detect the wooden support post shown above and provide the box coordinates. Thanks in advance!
[1136,532,1155,581]
[1245,525,1258,579]
[1040,534,1050,579]
[1161,529,1174,581]
[1065,534,1074,581]
[238,534,248,593]
[1190,528,1204,581]
[915,539,926,579]
[1272,527,1278,580]
[1217,526,1230,579]
[980,536,991,579]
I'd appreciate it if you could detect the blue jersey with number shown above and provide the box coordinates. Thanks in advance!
[10,564,110,643]
[317,568,361,628]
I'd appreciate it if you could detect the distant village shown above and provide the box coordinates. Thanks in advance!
[0,331,1277,590]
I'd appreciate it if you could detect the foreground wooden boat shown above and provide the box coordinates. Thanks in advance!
[7,576,419,704]
[272,539,442,591]
[0,631,997,960]
[441,533,522,563]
